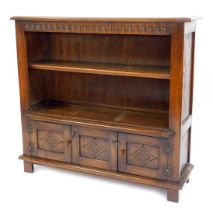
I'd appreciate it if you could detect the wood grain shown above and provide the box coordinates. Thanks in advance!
[29,61,170,79]
[30,71,170,111]
[30,121,72,162]
[167,189,179,202]
[11,16,201,22]
[24,161,34,173]
[118,133,168,180]
[12,17,199,202]
[28,100,169,131]
[19,155,193,190]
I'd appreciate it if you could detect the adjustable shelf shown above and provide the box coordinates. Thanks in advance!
[29,61,170,79]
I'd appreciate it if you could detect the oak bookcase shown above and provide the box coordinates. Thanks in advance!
[11,16,199,202]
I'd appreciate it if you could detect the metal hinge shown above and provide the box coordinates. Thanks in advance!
[28,142,33,154]
[27,122,33,133]
[164,166,172,177]
[166,143,173,155]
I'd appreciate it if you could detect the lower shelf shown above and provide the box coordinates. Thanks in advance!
[19,155,193,191]
[26,101,173,138]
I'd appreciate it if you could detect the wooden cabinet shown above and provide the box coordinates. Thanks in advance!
[12,16,200,202]
[29,122,169,179]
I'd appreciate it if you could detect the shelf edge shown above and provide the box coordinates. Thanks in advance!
[29,63,170,80]
[11,16,201,23]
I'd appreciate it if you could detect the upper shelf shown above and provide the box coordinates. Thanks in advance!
[29,61,170,79]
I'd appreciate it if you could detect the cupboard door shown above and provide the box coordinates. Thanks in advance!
[118,133,168,180]
[72,126,117,171]
[31,121,72,162]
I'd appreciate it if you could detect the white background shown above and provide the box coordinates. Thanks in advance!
[0,0,212,209]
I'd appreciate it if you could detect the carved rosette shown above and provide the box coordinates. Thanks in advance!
[21,21,171,35]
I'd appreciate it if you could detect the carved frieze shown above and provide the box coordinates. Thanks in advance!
[21,21,171,35]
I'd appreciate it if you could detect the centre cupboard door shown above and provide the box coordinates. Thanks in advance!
[118,133,169,180]
[72,126,117,171]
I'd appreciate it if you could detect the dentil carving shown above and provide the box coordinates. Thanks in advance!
[22,21,171,35]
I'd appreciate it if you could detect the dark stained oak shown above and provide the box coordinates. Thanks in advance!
[26,100,173,138]
[24,161,34,173]
[12,17,199,202]
[29,61,170,79]
[167,189,179,202]
[11,16,201,22]
[28,71,170,112]
[30,121,72,162]
[19,155,193,190]
[28,100,169,130]
[118,133,168,180]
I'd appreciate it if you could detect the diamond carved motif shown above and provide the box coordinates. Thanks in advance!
[39,131,63,152]
[83,138,105,158]
[130,145,158,167]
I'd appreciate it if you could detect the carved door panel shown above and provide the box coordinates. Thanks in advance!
[72,126,117,171]
[118,133,168,180]
[31,121,72,162]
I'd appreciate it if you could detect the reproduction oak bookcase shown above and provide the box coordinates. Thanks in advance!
[11,16,199,202]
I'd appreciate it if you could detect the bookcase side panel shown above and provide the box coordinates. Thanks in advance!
[169,24,185,182]
[179,27,196,174]
[15,22,31,155]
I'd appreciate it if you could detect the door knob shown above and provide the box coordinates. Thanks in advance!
[119,149,126,156]
[66,140,72,145]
